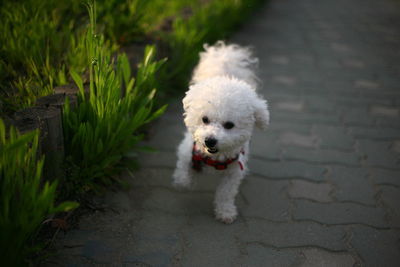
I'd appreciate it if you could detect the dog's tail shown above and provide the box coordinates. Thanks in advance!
[191,41,259,89]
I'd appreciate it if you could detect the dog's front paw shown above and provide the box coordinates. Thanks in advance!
[216,214,237,224]
[172,170,192,189]
[172,178,191,189]
[215,206,238,224]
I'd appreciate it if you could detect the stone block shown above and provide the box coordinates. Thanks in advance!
[288,180,334,202]
[292,200,388,228]
[249,159,327,182]
[351,226,400,267]
[241,177,291,221]
[328,166,376,205]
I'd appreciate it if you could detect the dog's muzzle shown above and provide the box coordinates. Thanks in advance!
[205,137,218,153]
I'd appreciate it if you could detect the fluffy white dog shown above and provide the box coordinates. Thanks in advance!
[172,41,269,224]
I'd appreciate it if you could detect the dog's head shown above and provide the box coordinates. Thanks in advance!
[183,76,269,156]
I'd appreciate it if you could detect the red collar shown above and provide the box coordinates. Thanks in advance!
[192,142,244,171]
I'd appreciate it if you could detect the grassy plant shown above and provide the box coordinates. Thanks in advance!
[62,2,167,194]
[0,0,86,112]
[0,119,78,266]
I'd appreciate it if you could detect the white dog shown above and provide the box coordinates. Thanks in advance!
[172,41,269,224]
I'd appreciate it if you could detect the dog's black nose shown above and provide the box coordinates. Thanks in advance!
[205,137,218,148]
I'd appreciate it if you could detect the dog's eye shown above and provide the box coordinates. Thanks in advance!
[202,116,210,124]
[223,121,235,129]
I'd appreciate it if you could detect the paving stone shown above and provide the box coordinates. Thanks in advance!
[274,100,304,112]
[249,159,327,182]
[349,126,400,140]
[299,248,356,267]
[241,177,290,221]
[357,140,400,169]
[272,75,298,86]
[328,166,376,205]
[331,43,352,53]
[273,111,341,125]
[181,215,246,267]
[354,79,380,89]
[303,95,337,113]
[370,105,400,117]
[371,168,400,187]
[280,132,318,148]
[288,180,334,202]
[313,125,355,151]
[341,107,376,127]
[292,199,388,228]
[139,150,177,168]
[392,140,400,153]
[123,211,186,266]
[238,219,348,251]
[240,244,303,267]
[268,121,312,134]
[270,55,290,65]
[350,226,400,267]
[251,131,282,160]
[378,185,400,227]
[142,187,215,216]
[376,116,400,129]
[341,59,365,69]
[282,147,360,166]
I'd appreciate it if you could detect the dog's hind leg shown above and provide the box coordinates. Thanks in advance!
[214,167,244,224]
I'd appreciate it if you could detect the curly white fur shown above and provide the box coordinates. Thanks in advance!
[173,41,269,224]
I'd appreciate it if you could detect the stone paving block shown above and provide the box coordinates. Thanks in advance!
[370,168,400,187]
[313,125,355,151]
[354,79,380,89]
[357,140,400,169]
[139,151,177,168]
[123,211,186,266]
[129,168,175,188]
[292,199,388,228]
[279,132,318,148]
[341,107,376,127]
[303,95,337,113]
[341,59,365,69]
[239,244,303,267]
[350,226,400,267]
[267,121,312,134]
[273,111,341,125]
[392,140,400,153]
[180,215,246,267]
[328,166,376,205]
[238,219,348,251]
[349,126,400,140]
[282,147,360,166]
[370,105,400,117]
[241,176,291,221]
[378,185,400,227]
[251,132,282,160]
[299,248,356,267]
[249,159,327,182]
[142,187,215,216]
[376,116,400,129]
[288,180,334,203]
[274,100,304,112]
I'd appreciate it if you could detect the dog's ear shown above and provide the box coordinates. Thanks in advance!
[182,87,194,112]
[253,98,270,130]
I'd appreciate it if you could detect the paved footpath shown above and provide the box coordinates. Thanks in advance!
[47,0,400,266]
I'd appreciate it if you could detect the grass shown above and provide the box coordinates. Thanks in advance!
[0,119,78,266]
[62,2,167,195]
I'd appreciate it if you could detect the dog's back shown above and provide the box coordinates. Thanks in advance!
[190,41,259,89]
